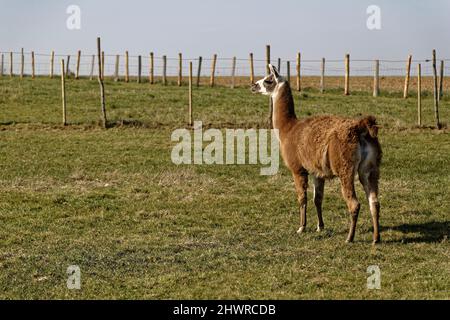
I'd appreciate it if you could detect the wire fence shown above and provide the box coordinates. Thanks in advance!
[0,49,447,129]
[1,50,449,79]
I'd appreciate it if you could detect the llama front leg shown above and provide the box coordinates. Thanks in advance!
[293,171,308,233]
[312,176,325,232]
[340,176,360,243]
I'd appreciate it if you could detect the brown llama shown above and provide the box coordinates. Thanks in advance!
[252,65,382,244]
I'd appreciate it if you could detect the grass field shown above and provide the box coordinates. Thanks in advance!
[0,77,449,299]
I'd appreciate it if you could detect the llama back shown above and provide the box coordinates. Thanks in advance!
[289,115,360,177]
[288,115,382,176]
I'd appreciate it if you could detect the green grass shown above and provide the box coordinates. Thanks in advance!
[0,77,449,299]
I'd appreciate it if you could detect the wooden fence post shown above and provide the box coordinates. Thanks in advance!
[178,53,182,86]
[432,49,441,129]
[9,52,13,77]
[286,61,290,83]
[31,51,35,79]
[89,55,95,80]
[373,59,379,97]
[249,53,254,84]
[114,55,119,82]
[320,58,325,93]
[296,52,301,91]
[97,37,107,129]
[101,51,105,80]
[60,59,67,125]
[266,45,270,75]
[210,54,217,87]
[75,50,81,79]
[231,56,236,89]
[137,55,142,83]
[20,48,24,79]
[417,63,421,127]
[403,54,412,98]
[162,55,167,85]
[0,54,3,77]
[50,50,54,78]
[149,52,154,84]
[344,53,350,95]
[277,58,281,73]
[438,60,444,100]
[196,56,202,87]
[125,51,129,82]
[189,61,193,126]
[66,55,70,77]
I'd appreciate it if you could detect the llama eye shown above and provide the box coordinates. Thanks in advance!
[264,79,273,85]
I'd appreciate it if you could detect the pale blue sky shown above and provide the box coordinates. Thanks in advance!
[1,0,449,61]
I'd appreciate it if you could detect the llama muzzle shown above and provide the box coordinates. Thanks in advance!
[251,82,260,93]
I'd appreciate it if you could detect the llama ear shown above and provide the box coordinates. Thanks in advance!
[268,64,280,79]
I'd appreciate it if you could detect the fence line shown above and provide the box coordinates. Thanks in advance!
[1,57,445,77]
[0,45,446,130]
[1,50,449,80]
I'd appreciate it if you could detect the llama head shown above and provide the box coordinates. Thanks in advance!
[251,64,285,96]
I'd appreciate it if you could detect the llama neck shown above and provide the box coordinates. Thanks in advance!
[272,82,297,136]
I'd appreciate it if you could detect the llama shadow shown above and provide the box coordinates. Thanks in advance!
[382,215,449,244]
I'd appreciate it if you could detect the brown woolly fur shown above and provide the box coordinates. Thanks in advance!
[252,65,383,244]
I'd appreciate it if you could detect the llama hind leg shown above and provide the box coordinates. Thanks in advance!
[293,171,308,234]
[360,170,381,244]
[340,175,360,243]
[312,176,325,232]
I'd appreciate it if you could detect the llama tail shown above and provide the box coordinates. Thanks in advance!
[358,115,379,138]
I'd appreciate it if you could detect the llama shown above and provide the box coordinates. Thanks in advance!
[251,65,382,244]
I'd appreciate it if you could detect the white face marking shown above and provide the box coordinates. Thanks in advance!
[253,67,284,96]
[255,78,270,95]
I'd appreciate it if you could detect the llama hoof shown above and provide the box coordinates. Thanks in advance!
[372,238,381,245]
[345,238,354,243]
[316,225,324,232]
[297,227,306,234]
